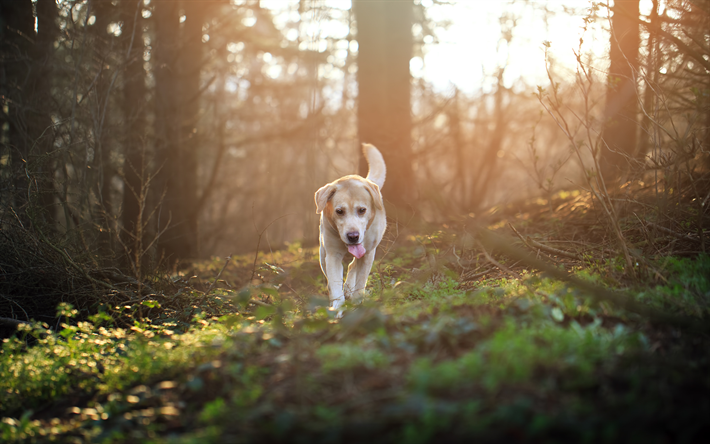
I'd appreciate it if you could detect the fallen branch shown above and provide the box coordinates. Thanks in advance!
[509,224,585,261]
[90,268,158,295]
[645,221,699,243]
[476,240,521,280]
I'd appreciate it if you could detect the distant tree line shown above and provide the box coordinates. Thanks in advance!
[1,0,708,267]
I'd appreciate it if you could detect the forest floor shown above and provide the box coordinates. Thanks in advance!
[2,184,710,443]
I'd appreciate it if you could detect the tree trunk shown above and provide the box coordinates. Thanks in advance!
[637,0,659,160]
[1,0,35,222]
[600,0,640,181]
[120,0,147,268]
[180,0,204,258]
[353,0,415,212]
[468,68,506,212]
[31,0,59,226]
[154,0,181,263]
[448,89,467,208]
[90,0,117,259]
[154,0,202,263]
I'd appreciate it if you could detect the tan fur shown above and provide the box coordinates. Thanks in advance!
[315,145,387,316]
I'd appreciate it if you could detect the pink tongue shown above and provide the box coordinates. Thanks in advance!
[347,244,366,259]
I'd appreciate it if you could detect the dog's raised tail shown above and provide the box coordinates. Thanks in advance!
[363,143,386,189]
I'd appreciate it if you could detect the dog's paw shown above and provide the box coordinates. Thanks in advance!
[331,297,345,310]
[330,297,345,319]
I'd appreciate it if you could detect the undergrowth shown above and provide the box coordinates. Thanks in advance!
[2,225,709,442]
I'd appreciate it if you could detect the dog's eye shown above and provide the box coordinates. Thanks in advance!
[358,208,367,215]
[335,208,344,215]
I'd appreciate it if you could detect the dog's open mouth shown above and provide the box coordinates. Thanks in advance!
[347,243,366,259]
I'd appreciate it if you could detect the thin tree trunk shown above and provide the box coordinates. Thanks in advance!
[154,0,181,263]
[637,0,658,160]
[90,0,116,259]
[121,0,147,267]
[179,0,204,258]
[32,0,59,227]
[600,0,640,181]
[448,89,467,208]
[469,69,506,212]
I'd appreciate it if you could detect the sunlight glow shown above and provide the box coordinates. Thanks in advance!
[422,1,608,93]
[257,1,609,92]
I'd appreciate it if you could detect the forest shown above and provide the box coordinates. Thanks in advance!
[0,0,709,442]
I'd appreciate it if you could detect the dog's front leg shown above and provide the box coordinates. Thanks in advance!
[351,250,376,304]
[344,258,358,300]
[324,252,346,313]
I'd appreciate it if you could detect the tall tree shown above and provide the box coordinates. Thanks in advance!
[0,0,57,225]
[468,67,507,212]
[154,0,203,263]
[1,0,33,212]
[637,0,659,159]
[31,0,59,224]
[179,0,205,257]
[353,0,415,211]
[89,0,118,258]
[120,0,148,266]
[600,0,640,180]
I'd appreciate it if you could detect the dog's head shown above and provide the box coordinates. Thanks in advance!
[315,176,383,258]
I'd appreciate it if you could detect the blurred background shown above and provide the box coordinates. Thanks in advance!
[1,0,708,268]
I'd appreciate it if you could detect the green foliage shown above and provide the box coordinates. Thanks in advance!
[317,342,389,373]
[636,254,710,315]
[408,318,647,393]
[0,317,232,416]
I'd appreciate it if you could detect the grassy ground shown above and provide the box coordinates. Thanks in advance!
[2,190,710,443]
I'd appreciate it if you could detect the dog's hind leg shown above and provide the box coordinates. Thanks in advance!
[351,250,376,304]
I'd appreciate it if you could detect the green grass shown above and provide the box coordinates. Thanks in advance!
[1,246,709,443]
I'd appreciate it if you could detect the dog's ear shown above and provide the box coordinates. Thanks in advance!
[364,180,384,211]
[314,184,335,214]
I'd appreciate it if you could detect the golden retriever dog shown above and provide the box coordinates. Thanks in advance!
[314,144,386,315]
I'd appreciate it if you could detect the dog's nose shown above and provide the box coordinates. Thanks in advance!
[346,232,359,243]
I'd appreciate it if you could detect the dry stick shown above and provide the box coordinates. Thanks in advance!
[462,266,496,282]
[250,209,292,282]
[645,220,700,243]
[509,224,585,261]
[91,268,157,295]
[477,229,707,332]
[476,240,521,280]
[206,255,232,296]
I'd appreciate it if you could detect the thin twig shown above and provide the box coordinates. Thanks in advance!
[206,255,232,296]
[34,224,125,295]
[250,209,292,282]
